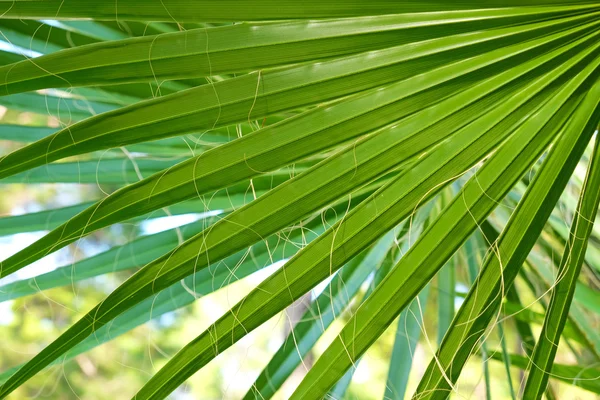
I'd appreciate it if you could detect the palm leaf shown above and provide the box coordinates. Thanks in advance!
[1,4,600,399]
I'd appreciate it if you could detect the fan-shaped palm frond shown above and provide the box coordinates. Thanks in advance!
[0,2,599,399]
